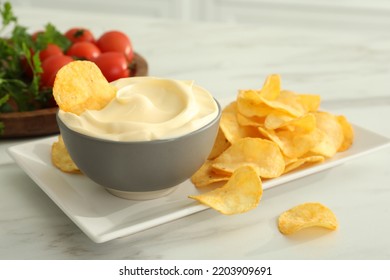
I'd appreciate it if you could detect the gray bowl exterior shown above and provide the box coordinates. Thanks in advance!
[57,102,221,193]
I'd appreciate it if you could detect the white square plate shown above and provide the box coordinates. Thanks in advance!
[7,125,390,243]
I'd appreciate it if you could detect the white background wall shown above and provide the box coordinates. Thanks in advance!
[7,0,390,26]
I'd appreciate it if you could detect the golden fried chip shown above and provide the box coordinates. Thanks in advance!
[310,111,344,157]
[53,61,117,115]
[189,165,263,215]
[220,102,261,144]
[278,202,338,235]
[265,112,316,133]
[236,112,265,127]
[258,125,322,158]
[260,90,306,117]
[212,137,285,178]
[297,94,321,112]
[259,74,281,100]
[283,156,298,167]
[191,160,230,188]
[285,113,317,133]
[337,115,354,152]
[51,135,80,174]
[237,89,274,118]
[208,128,231,160]
[264,112,294,130]
[283,155,325,174]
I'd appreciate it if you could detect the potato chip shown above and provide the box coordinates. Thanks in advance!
[191,160,230,188]
[207,128,231,160]
[259,74,281,100]
[283,156,297,167]
[337,115,354,152]
[283,155,325,174]
[284,113,317,133]
[258,125,322,158]
[310,111,344,157]
[264,111,294,130]
[189,165,263,215]
[265,112,316,132]
[220,102,261,144]
[297,94,321,112]
[236,112,265,127]
[212,137,285,178]
[260,90,306,117]
[278,202,338,235]
[51,135,80,173]
[53,60,117,115]
[237,89,274,118]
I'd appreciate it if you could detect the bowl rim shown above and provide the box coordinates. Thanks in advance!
[57,98,221,145]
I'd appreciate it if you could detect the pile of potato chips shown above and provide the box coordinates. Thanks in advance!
[190,74,353,228]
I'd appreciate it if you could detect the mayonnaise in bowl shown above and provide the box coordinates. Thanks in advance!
[58,77,219,141]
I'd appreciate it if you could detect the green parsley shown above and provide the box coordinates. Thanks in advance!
[0,1,70,113]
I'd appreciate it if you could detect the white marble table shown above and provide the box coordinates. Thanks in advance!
[1,6,390,259]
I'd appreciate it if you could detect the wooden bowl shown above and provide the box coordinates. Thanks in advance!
[0,52,148,138]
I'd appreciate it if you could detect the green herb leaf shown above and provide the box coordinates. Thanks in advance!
[0,1,17,28]
[0,92,9,106]
[11,24,34,53]
[0,1,69,113]
[0,121,4,135]
[35,23,71,51]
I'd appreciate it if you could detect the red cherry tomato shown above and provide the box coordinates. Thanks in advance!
[31,30,43,41]
[96,31,134,62]
[65,28,95,44]
[40,54,74,88]
[39,43,63,62]
[66,41,101,60]
[93,52,130,82]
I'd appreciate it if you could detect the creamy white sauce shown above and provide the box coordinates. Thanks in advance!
[59,77,219,141]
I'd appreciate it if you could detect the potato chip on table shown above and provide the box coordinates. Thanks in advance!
[278,202,338,235]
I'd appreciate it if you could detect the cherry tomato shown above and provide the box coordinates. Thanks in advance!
[39,43,63,62]
[65,27,95,44]
[40,54,74,88]
[93,52,130,82]
[31,30,43,41]
[66,41,101,60]
[96,31,134,62]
